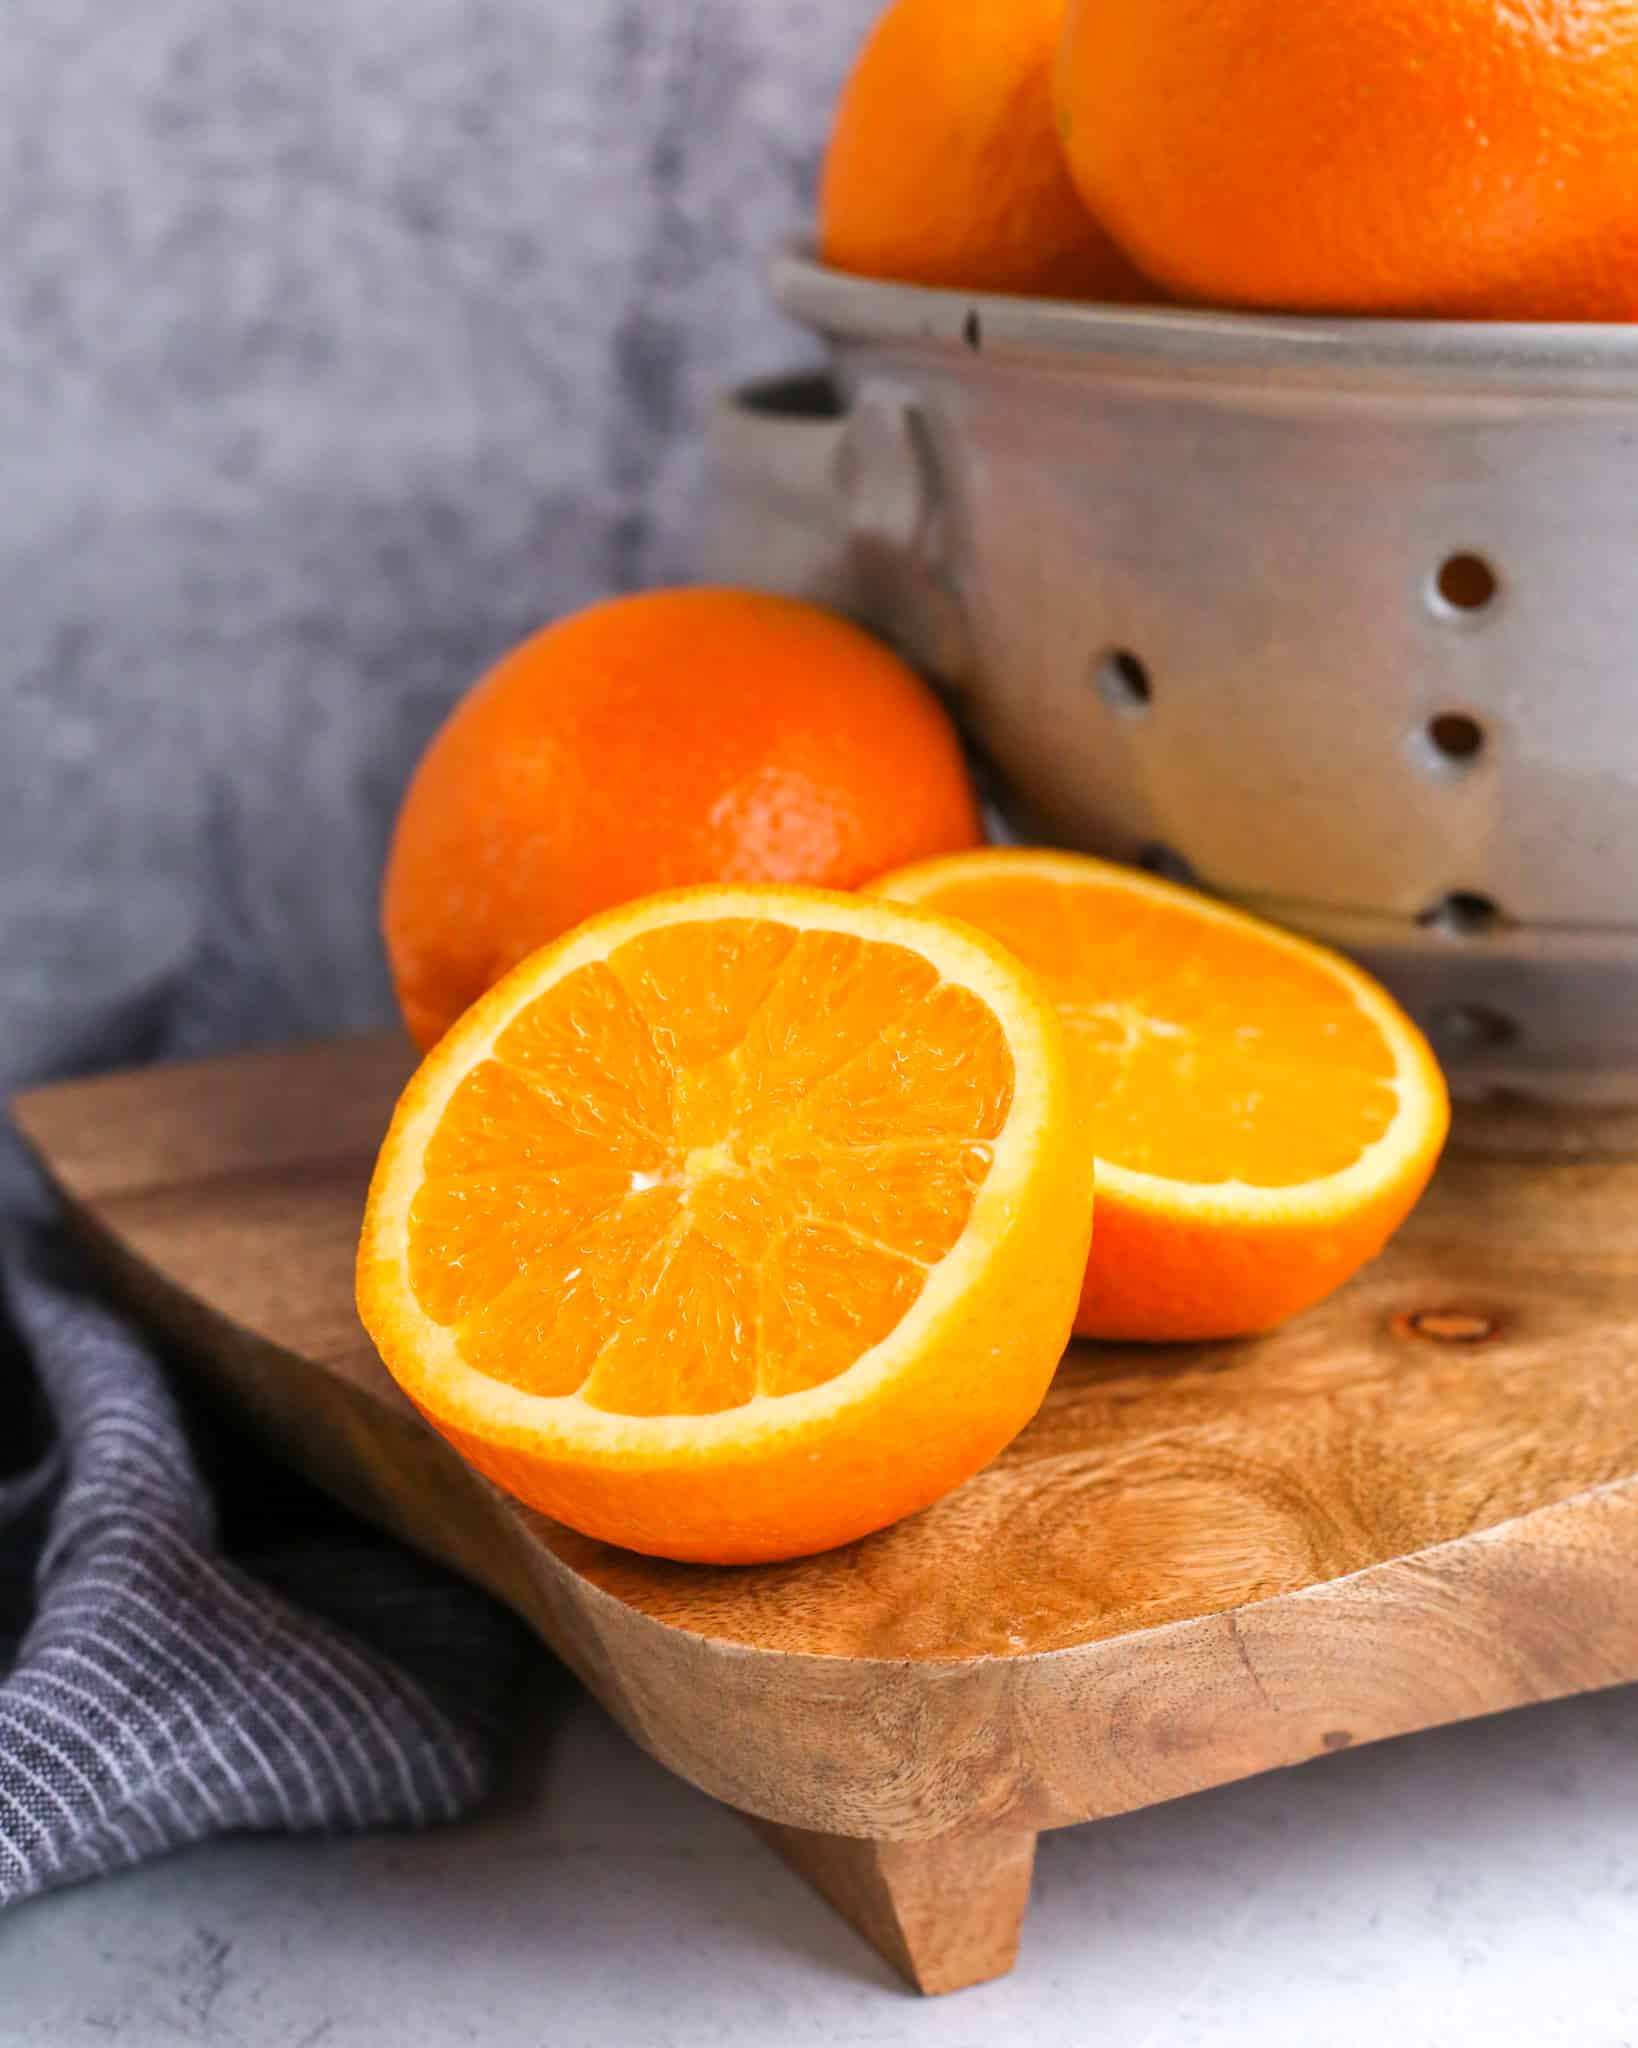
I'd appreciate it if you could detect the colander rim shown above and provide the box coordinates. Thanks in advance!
[773,246,1638,398]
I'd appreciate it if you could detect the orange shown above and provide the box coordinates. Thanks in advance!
[383,590,982,1051]
[1057,0,1638,320]
[357,884,1095,1564]
[820,0,1146,302]
[870,850,1449,1342]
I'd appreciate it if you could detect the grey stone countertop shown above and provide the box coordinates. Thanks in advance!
[5,1658,1637,2046]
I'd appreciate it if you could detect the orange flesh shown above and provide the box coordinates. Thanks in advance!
[911,876,1399,1185]
[405,920,1013,1416]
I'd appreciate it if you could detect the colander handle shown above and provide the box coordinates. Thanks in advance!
[700,373,973,690]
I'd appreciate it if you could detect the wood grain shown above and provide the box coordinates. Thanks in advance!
[747,1818,1037,1994]
[13,1034,1638,1991]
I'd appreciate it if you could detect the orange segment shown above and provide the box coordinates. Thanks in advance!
[758,1224,928,1401]
[454,1190,682,1399]
[406,1167,637,1327]
[870,850,1449,1342]
[493,960,675,1150]
[358,884,1095,1563]
[607,917,800,1071]
[581,1228,763,1418]
[762,1139,993,1266]
[732,930,940,1128]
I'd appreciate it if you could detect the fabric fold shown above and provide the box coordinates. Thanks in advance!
[0,1225,526,1910]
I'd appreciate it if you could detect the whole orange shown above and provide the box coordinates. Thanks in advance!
[820,0,1146,302]
[1058,0,1638,320]
[382,589,983,1050]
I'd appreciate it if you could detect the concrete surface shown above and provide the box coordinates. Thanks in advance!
[0,0,878,1102]
[6,1661,1637,2046]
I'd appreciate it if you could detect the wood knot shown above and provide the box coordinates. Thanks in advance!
[1321,1729,1354,1752]
[1399,1308,1499,1345]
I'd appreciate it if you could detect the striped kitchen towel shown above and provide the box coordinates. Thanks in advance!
[0,1226,527,1907]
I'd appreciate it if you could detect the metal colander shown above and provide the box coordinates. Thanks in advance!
[702,250,1638,1105]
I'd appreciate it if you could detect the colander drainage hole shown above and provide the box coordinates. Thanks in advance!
[1138,843,1199,886]
[1429,1004,1518,1052]
[1096,648,1152,712]
[1425,712,1485,765]
[1418,890,1504,938]
[1432,552,1498,614]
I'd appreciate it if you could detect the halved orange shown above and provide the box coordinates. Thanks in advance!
[870,850,1450,1342]
[358,884,1095,1563]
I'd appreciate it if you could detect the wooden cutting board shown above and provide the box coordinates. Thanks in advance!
[13,1036,1638,1995]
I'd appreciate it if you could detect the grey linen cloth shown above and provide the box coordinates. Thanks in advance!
[0,0,882,1904]
[0,1229,526,1908]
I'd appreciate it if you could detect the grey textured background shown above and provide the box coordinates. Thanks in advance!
[1,0,875,1094]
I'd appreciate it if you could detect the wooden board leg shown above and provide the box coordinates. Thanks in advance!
[746,1816,1038,1995]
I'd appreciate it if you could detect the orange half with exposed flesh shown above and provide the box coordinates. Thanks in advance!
[872,849,1449,1341]
[358,885,1094,1562]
